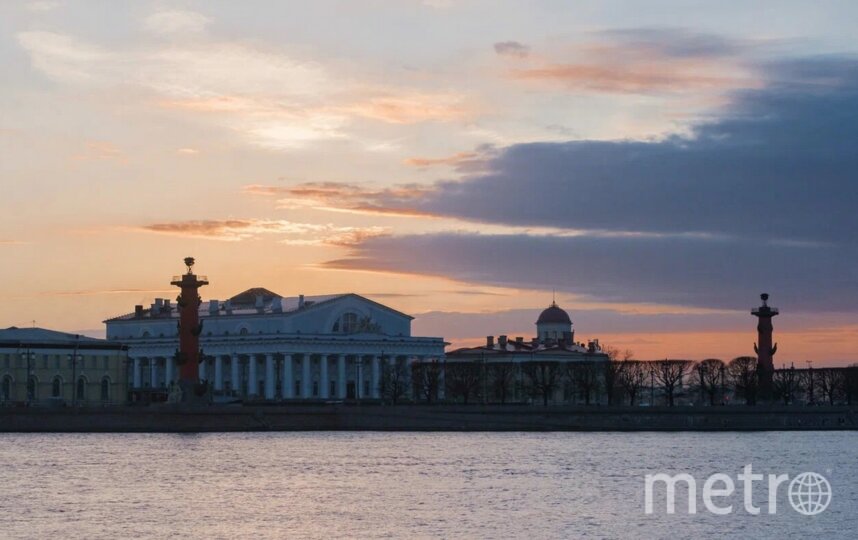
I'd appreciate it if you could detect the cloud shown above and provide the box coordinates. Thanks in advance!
[494,41,530,58]
[15,30,474,148]
[325,232,858,312]
[242,182,440,217]
[72,140,126,163]
[26,1,61,12]
[137,218,388,245]
[319,56,858,313]
[509,28,755,94]
[143,9,211,35]
[404,151,478,167]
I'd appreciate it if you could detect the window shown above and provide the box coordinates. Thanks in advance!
[100,378,110,402]
[343,312,358,333]
[364,380,370,397]
[330,381,336,397]
[295,380,301,396]
[76,378,86,401]
[312,381,318,397]
[51,377,62,398]
[239,327,249,336]
[142,331,150,338]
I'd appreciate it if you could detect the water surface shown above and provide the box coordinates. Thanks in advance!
[0,432,854,539]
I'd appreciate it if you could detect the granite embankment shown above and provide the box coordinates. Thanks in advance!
[0,404,855,432]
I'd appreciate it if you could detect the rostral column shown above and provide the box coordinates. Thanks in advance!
[171,257,209,399]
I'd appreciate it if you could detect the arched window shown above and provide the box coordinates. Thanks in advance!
[239,327,249,336]
[341,312,358,334]
[51,376,62,398]
[100,377,110,402]
[2,376,12,401]
[76,377,86,402]
[142,331,151,338]
[27,376,37,401]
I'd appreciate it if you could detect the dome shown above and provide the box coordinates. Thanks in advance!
[536,302,571,325]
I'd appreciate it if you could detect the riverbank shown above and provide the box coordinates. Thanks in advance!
[0,404,855,432]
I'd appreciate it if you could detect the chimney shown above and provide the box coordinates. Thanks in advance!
[163,299,171,312]
[515,336,523,349]
[271,296,283,313]
[299,294,305,309]
[209,299,219,315]
[531,337,539,347]
[255,294,264,312]
[134,305,143,318]
[224,299,233,315]
[498,335,508,349]
[154,298,163,315]
[486,335,494,348]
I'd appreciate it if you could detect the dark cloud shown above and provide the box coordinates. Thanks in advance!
[321,56,858,312]
[597,28,746,59]
[326,233,858,312]
[494,41,530,58]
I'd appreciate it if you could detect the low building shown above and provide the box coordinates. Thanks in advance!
[0,327,127,405]
[105,285,446,402]
[440,302,609,404]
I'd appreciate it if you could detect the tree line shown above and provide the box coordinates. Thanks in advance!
[404,353,858,407]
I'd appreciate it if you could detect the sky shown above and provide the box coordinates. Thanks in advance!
[3,1,858,365]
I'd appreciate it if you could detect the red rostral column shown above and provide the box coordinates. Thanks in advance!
[752,293,778,402]
[170,257,209,392]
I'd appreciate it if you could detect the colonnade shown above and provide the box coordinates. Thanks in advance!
[130,353,441,400]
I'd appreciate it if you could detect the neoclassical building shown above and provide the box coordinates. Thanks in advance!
[105,287,446,402]
[442,302,609,404]
[0,327,127,405]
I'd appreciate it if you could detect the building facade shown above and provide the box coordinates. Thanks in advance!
[0,327,127,405]
[105,286,446,402]
[441,302,610,404]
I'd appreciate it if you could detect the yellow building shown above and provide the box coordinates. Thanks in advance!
[0,327,127,405]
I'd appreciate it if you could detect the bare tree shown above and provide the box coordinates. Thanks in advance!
[845,365,858,406]
[566,362,600,405]
[446,362,482,404]
[618,361,649,406]
[773,365,803,405]
[816,368,845,405]
[695,359,725,406]
[379,356,410,404]
[600,345,632,406]
[413,359,442,403]
[489,362,516,404]
[653,359,693,407]
[727,356,758,405]
[522,361,562,406]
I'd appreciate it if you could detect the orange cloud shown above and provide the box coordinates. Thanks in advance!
[137,218,388,245]
[243,182,440,218]
[404,152,478,167]
[337,93,474,124]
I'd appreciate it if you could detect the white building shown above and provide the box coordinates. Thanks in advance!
[105,287,445,401]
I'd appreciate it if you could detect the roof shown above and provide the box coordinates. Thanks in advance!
[0,327,124,350]
[105,291,414,322]
[536,302,572,325]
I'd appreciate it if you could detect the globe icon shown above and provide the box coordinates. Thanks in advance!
[788,472,832,516]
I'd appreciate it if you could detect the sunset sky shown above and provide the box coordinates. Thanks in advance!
[3,1,858,364]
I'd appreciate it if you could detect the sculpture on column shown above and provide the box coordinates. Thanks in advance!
[170,257,210,402]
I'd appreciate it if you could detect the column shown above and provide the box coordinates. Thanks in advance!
[337,355,346,398]
[133,358,141,388]
[301,355,311,398]
[214,355,224,391]
[282,355,293,399]
[371,355,380,399]
[320,355,329,399]
[248,355,258,396]
[231,354,240,396]
[150,358,158,388]
[437,357,446,400]
[165,356,174,386]
[199,357,208,381]
[264,354,275,400]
